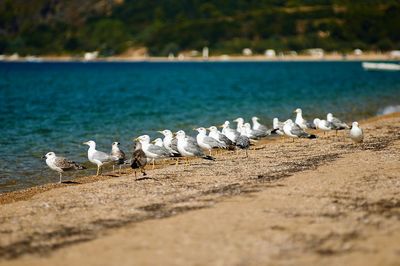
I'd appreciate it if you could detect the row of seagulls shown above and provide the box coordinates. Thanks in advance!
[42,108,363,182]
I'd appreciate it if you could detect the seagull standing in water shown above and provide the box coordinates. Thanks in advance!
[195,127,225,155]
[176,130,215,164]
[42,152,85,183]
[350,122,363,143]
[83,140,113,176]
[110,142,126,174]
[294,108,316,129]
[283,119,317,141]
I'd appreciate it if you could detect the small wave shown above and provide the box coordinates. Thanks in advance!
[377,105,400,115]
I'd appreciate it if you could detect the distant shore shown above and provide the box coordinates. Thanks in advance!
[1,52,400,63]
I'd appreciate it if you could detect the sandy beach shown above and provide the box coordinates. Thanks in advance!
[0,113,399,265]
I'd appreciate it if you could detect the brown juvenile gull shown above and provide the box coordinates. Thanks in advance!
[42,152,85,183]
[131,140,147,177]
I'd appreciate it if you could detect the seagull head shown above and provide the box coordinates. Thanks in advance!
[175,130,186,140]
[327,113,333,121]
[158,129,172,137]
[112,142,120,147]
[252,116,259,122]
[244,123,251,129]
[152,138,163,146]
[233,117,244,124]
[220,121,230,129]
[352,121,359,128]
[195,127,207,134]
[137,135,150,144]
[83,140,96,148]
[294,108,302,114]
[42,152,56,159]
[313,118,320,126]
[208,126,218,132]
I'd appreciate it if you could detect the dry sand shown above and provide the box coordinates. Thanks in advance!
[0,113,399,266]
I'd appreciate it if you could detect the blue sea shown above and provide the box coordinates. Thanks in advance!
[1,61,400,193]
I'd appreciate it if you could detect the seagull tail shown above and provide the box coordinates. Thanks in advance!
[202,155,215,161]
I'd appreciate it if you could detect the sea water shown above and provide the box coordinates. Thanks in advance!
[1,61,399,192]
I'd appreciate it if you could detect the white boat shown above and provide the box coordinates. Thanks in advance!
[362,62,400,71]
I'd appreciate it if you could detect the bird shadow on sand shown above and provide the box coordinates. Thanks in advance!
[61,180,81,185]
[135,176,157,181]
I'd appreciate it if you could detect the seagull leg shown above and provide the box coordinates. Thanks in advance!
[59,172,62,183]
[96,166,100,176]
[175,158,179,166]
[119,165,122,175]
[134,170,137,177]
[112,165,115,173]
[245,149,248,158]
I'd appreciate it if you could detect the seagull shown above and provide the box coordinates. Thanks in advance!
[195,127,225,155]
[251,116,269,132]
[110,142,126,174]
[243,122,268,139]
[175,130,215,164]
[221,121,240,143]
[152,138,164,147]
[235,133,251,157]
[273,118,285,136]
[327,113,350,134]
[313,118,333,135]
[294,108,316,129]
[83,140,113,176]
[158,129,181,157]
[131,140,147,177]
[136,135,172,169]
[283,119,317,141]
[233,117,245,132]
[42,152,85,183]
[350,121,363,143]
[208,126,235,150]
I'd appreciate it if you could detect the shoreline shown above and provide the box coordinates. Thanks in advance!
[0,112,399,264]
[0,112,399,265]
[0,112,398,204]
[1,54,400,63]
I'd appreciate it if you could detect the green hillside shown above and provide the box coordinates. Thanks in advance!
[1,0,399,56]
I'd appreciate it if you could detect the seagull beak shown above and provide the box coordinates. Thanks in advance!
[133,137,139,142]
[82,142,88,145]
[41,155,46,159]
[218,124,224,128]
[157,131,163,134]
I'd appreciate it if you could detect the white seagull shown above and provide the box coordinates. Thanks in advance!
[195,127,225,155]
[136,135,172,169]
[221,121,240,143]
[283,119,317,141]
[350,122,363,143]
[294,108,316,129]
[175,130,214,164]
[83,140,113,176]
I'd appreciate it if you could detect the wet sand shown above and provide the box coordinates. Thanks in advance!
[0,113,399,265]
